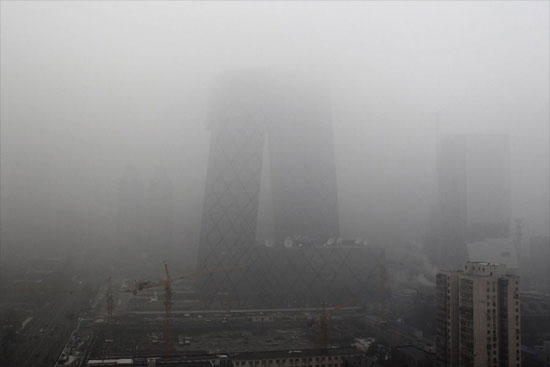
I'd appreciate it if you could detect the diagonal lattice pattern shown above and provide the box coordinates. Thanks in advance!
[197,72,352,308]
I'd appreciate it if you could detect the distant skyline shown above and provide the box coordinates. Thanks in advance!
[1,2,548,264]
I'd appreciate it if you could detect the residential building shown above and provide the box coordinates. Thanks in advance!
[436,262,521,367]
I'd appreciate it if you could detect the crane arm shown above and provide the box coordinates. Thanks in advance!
[308,299,355,324]
[133,265,244,292]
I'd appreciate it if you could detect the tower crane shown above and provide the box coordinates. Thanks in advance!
[131,263,239,354]
[307,300,354,350]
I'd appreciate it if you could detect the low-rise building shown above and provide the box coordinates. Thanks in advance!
[231,347,364,367]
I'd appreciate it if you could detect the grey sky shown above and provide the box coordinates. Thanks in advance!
[1,1,548,261]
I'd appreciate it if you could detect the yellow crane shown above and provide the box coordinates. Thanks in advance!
[132,263,239,354]
[307,300,354,350]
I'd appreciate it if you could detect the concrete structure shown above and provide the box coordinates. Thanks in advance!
[427,135,511,268]
[436,262,521,367]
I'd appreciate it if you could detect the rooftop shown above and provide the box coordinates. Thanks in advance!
[231,347,363,360]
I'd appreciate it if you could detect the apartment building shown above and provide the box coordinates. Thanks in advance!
[436,262,520,367]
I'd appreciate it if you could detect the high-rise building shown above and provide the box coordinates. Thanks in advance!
[427,134,511,268]
[436,262,521,367]
[197,71,341,305]
[527,235,550,294]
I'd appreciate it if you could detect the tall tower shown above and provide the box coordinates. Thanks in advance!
[197,71,339,303]
[427,134,510,268]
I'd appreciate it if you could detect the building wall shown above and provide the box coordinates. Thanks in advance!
[199,244,384,308]
[503,277,521,367]
[435,271,459,367]
[436,263,521,367]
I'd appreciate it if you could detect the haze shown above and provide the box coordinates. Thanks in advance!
[1,1,548,271]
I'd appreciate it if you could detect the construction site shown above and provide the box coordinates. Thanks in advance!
[41,258,384,366]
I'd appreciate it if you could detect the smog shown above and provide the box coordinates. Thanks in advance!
[0,2,548,366]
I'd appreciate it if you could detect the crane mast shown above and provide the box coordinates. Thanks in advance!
[131,263,241,354]
[308,300,353,350]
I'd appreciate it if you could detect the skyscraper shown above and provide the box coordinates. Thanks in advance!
[197,71,340,304]
[427,134,511,268]
[436,262,521,367]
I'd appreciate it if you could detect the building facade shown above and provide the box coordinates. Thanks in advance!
[230,347,365,367]
[197,71,344,307]
[436,262,521,367]
[427,134,511,268]
[198,240,384,308]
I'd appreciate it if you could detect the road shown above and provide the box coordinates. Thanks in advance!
[5,282,92,367]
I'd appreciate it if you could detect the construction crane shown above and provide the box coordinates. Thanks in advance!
[307,300,354,350]
[132,263,239,354]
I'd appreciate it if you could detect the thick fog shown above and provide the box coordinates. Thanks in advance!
[1,2,548,270]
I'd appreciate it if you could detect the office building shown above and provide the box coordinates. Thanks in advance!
[197,71,346,307]
[427,134,511,268]
[436,262,521,367]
